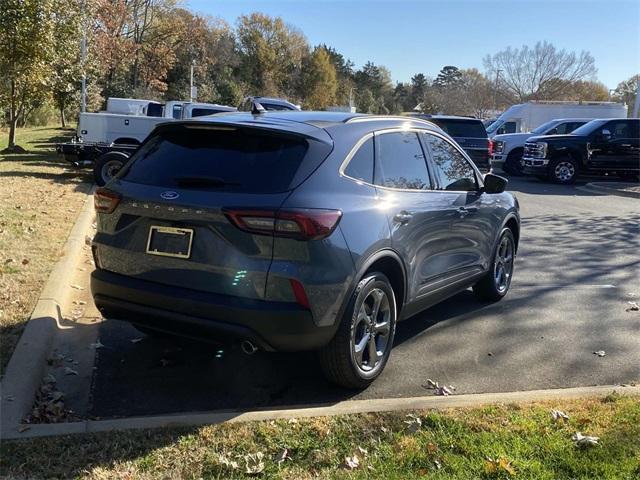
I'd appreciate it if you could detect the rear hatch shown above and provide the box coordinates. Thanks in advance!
[94,122,332,300]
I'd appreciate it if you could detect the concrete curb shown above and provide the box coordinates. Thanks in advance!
[3,384,638,439]
[1,187,95,438]
[583,182,640,199]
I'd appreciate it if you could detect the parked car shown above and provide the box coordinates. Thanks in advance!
[413,115,491,171]
[491,118,591,175]
[522,118,640,184]
[486,101,627,137]
[240,96,301,111]
[90,111,520,388]
[57,100,237,186]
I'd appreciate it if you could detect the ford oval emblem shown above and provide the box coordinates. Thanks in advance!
[160,191,179,200]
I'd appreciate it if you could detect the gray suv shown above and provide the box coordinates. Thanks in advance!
[91,112,520,388]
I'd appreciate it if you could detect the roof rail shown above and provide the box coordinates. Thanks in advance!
[345,115,438,128]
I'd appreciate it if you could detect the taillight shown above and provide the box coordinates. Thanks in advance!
[488,139,494,156]
[224,208,342,240]
[94,187,121,214]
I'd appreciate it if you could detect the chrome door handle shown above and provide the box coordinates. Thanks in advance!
[394,211,413,224]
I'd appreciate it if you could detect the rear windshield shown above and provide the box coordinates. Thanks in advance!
[431,119,487,138]
[120,126,317,193]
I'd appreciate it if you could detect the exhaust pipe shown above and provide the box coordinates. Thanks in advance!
[240,340,258,355]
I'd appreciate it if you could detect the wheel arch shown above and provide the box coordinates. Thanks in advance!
[112,137,141,146]
[502,214,520,254]
[358,249,407,316]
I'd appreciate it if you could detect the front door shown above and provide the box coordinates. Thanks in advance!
[421,131,496,277]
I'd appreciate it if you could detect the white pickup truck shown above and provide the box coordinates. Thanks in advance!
[57,100,236,185]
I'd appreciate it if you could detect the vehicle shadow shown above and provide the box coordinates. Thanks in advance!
[505,175,627,196]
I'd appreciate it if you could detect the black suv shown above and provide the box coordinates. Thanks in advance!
[414,115,491,171]
[522,118,640,184]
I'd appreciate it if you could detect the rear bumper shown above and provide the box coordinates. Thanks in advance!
[91,269,337,351]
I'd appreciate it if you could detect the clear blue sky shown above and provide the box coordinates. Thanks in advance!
[187,0,639,90]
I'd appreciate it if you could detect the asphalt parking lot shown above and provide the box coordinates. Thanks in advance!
[79,177,639,419]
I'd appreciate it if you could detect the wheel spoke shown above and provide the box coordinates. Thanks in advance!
[367,334,378,367]
[375,319,390,336]
[354,332,369,365]
[370,289,384,322]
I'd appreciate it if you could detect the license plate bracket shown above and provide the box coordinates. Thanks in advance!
[146,226,193,259]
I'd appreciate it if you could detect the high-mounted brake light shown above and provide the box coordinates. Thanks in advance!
[224,209,342,241]
[94,187,121,214]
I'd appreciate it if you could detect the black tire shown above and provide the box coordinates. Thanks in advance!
[549,156,578,185]
[504,149,524,176]
[93,152,128,186]
[473,228,515,302]
[318,272,397,389]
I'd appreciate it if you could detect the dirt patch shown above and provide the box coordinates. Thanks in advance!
[0,126,92,374]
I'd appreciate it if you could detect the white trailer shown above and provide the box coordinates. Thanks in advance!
[486,101,628,138]
[58,100,237,185]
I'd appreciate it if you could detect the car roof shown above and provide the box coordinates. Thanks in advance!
[418,114,483,122]
[158,111,444,148]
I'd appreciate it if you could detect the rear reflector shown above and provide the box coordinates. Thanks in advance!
[94,187,121,214]
[289,278,310,309]
[224,208,342,241]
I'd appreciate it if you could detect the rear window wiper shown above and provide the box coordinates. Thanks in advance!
[175,175,241,188]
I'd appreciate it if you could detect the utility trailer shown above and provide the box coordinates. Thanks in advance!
[56,100,236,185]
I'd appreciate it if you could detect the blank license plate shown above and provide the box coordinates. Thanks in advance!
[146,226,193,259]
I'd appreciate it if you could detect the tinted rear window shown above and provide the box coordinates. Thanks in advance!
[120,127,314,193]
[431,119,487,138]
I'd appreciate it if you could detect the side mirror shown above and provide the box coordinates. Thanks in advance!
[483,173,508,194]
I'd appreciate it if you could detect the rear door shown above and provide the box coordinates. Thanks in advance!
[372,130,457,305]
[589,120,640,170]
[95,124,330,300]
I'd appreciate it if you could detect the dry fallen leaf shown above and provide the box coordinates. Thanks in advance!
[344,454,360,470]
[90,341,105,349]
[276,448,290,465]
[626,301,639,312]
[243,452,265,474]
[63,367,78,376]
[130,338,143,344]
[404,414,422,433]
[572,432,600,447]
[551,410,569,422]
[218,454,239,470]
[484,456,516,476]
[593,350,606,357]
[70,284,84,290]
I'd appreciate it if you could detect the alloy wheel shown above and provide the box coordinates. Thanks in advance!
[351,288,391,373]
[494,234,514,293]
[554,161,575,182]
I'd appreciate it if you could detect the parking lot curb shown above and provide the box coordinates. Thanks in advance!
[3,384,638,439]
[1,187,96,439]
[583,182,640,199]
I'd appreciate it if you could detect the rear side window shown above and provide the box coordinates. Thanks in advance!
[344,137,374,183]
[423,133,478,192]
[374,132,430,190]
[431,119,487,138]
[190,108,224,117]
[120,127,318,193]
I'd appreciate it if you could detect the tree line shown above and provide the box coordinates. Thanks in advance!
[1,0,637,151]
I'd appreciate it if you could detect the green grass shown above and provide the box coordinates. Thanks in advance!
[1,396,638,479]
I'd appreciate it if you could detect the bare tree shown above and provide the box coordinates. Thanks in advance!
[484,41,596,101]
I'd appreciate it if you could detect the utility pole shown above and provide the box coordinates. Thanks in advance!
[189,60,196,102]
[633,78,640,118]
[80,0,87,112]
[493,69,502,111]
